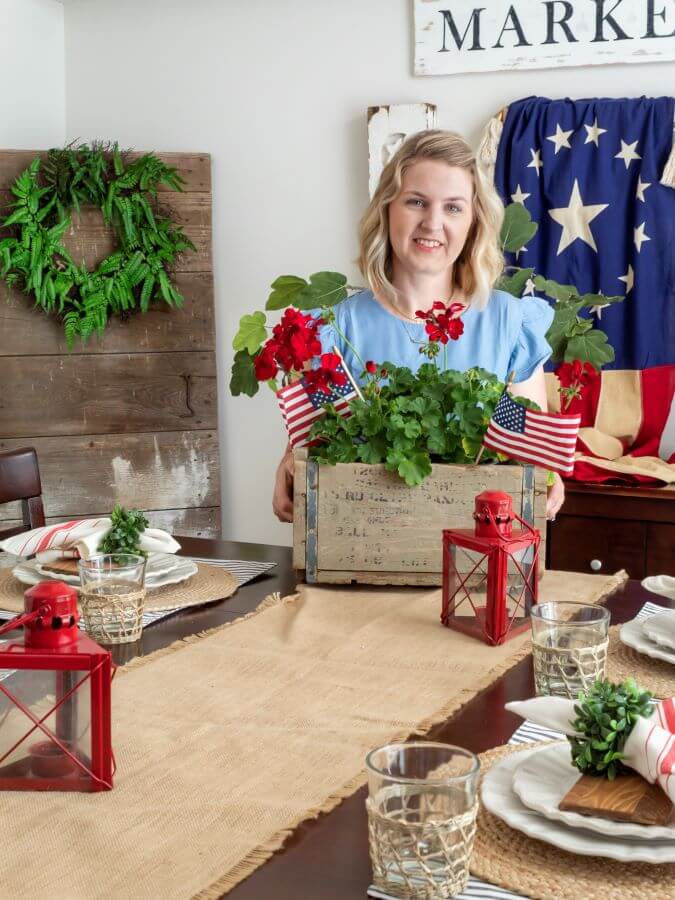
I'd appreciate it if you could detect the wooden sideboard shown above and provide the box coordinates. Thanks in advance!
[548,482,675,579]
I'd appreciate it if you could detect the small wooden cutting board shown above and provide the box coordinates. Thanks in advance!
[560,773,673,826]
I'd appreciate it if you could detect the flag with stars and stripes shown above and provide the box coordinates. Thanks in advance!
[493,96,675,370]
[483,392,581,476]
[276,364,358,448]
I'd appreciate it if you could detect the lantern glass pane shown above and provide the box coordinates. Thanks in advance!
[0,667,92,784]
[506,547,536,626]
[448,546,488,619]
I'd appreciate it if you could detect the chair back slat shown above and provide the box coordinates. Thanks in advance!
[0,447,46,534]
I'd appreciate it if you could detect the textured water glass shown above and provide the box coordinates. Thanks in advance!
[366,742,480,899]
[531,601,610,698]
[78,554,146,644]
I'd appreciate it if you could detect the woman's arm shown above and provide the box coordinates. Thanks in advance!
[272,444,295,523]
[509,366,565,521]
[509,365,548,410]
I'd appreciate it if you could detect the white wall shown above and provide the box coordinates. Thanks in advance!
[62,0,675,546]
[0,0,65,147]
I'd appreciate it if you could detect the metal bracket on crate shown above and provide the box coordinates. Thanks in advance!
[520,464,535,525]
[520,465,536,610]
[305,459,319,583]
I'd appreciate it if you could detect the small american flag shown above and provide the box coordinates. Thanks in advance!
[276,363,358,448]
[483,392,581,476]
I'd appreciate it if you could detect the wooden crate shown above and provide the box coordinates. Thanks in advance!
[293,449,547,585]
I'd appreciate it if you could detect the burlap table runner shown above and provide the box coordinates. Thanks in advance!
[0,569,624,900]
[472,743,675,899]
[0,562,238,613]
[607,625,674,697]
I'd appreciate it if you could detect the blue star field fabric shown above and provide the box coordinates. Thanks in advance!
[493,96,675,369]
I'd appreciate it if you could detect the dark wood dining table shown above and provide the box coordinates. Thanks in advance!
[122,537,674,900]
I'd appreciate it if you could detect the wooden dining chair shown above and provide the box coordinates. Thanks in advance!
[0,447,46,540]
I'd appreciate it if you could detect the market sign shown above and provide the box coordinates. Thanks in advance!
[414,1,675,76]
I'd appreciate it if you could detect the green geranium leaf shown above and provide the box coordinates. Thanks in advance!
[565,329,615,368]
[232,311,267,354]
[230,350,259,397]
[356,436,387,464]
[533,276,579,304]
[546,306,581,362]
[500,203,538,253]
[266,275,308,311]
[497,267,534,298]
[579,292,624,309]
[396,451,433,487]
[293,271,348,309]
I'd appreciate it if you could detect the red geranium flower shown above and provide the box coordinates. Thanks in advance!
[304,353,347,395]
[416,300,465,346]
[555,359,599,410]
[445,317,464,340]
[253,343,279,381]
[253,307,324,382]
[365,360,378,375]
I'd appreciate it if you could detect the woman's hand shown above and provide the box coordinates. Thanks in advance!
[273,447,295,522]
[546,472,565,522]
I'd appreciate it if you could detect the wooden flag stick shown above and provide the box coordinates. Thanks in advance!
[332,344,364,401]
[474,369,516,465]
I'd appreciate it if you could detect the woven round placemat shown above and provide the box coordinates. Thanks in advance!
[472,743,675,900]
[606,625,674,697]
[0,562,238,614]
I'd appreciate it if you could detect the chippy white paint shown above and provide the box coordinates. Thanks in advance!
[414,1,675,76]
[110,435,211,509]
[367,103,437,197]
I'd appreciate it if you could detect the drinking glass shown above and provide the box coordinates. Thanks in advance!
[78,554,147,644]
[531,601,610,697]
[366,742,480,899]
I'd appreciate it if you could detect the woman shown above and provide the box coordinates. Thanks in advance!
[273,129,565,522]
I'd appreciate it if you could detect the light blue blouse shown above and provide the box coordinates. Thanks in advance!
[316,289,554,386]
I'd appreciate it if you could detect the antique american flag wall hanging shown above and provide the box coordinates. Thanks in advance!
[276,365,358,449]
[414,2,675,76]
[483,393,581,476]
[492,95,675,370]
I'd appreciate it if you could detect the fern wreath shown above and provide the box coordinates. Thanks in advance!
[0,142,195,346]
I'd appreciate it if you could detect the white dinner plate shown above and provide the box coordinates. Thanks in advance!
[512,741,675,841]
[481,745,675,863]
[12,555,198,592]
[642,610,675,651]
[620,616,675,666]
[642,576,675,602]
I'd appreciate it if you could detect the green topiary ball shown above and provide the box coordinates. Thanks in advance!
[569,678,654,780]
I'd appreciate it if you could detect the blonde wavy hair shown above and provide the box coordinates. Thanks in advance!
[358,129,504,309]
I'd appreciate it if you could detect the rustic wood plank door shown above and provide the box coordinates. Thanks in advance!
[0,150,220,537]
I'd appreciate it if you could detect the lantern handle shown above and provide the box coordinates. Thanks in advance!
[479,503,539,541]
[511,509,538,537]
[0,607,46,636]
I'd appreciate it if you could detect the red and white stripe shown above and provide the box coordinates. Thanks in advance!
[0,518,110,558]
[277,380,356,448]
[484,407,581,476]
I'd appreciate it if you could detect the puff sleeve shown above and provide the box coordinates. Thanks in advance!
[508,296,554,382]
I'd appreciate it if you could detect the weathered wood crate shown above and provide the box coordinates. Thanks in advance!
[293,449,547,585]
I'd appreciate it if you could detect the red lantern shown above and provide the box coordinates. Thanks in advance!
[0,581,114,791]
[441,490,541,646]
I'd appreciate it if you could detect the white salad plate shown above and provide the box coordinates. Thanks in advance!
[642,610,675,651]
[12,554,197,592]
[512,742,675,841]
[481,745,675,863]
[620,616,675,666]
[642,575,675,602]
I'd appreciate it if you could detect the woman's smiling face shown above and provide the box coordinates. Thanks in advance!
[388,159,474,282]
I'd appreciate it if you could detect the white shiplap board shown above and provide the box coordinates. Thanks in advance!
[367,103,437,197]
[414,1,675,76]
